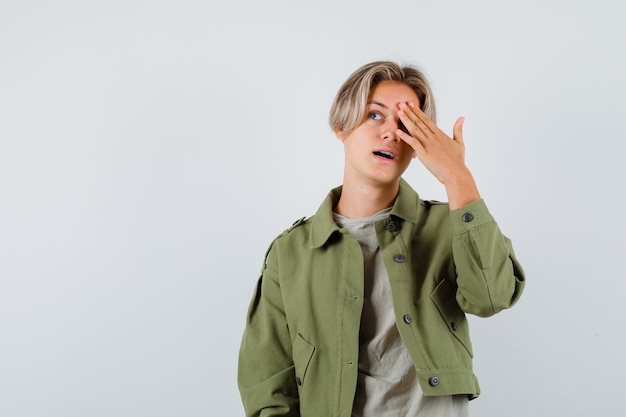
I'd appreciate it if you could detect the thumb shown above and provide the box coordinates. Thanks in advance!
[453,117,465,143]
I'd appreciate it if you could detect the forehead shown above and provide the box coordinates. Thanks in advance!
[368,80,420,108]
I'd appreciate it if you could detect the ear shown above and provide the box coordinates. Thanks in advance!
[335,130,346,142]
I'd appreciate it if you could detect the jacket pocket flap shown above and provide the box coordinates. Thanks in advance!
[431,278,473,357]
[292,333,316,386]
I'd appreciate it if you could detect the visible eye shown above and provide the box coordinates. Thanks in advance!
[368,111,383,121]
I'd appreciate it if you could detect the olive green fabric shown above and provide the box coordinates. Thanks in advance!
[238,179,525,417]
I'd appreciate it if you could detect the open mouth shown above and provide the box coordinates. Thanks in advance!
[373,151,395,160]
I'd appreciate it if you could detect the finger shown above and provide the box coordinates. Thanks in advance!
[396,129,424,158]
[453,117,465,144]
[399,104,431,138]
[408,102,438,132]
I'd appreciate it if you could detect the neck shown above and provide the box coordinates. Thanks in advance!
[335,178,399,218]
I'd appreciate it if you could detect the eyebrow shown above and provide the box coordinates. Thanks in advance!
[368,100,389,109]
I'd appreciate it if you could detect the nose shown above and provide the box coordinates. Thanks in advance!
[382,118,401,142]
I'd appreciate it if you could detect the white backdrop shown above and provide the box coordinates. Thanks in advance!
[1,0,625,415]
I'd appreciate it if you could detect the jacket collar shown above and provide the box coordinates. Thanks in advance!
[309,178,421,248]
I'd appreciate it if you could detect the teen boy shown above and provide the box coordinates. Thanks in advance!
[238,61,525,417]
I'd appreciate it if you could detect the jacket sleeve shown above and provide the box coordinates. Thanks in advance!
[238,241,299,417]
[450,199,526,317]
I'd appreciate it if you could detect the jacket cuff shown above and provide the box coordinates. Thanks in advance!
[449,199,494,235]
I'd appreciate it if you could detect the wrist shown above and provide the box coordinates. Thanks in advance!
[443,170,480,210]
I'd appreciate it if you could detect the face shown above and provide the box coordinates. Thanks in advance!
[336,80,418,188]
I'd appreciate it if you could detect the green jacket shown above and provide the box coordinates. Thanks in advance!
[238,179,525,417]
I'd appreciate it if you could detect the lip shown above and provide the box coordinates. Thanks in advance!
[372,147,398,161]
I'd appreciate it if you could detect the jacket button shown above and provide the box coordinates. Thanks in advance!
[461,213,474,222]
[393,254,406,263]
[386,221,398,232]
[429,376,440,386]
[403,314,413,324]
[451,321,458,331]
[295,377,302,386]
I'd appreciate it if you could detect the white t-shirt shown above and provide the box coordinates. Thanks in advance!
[333,209,469,417]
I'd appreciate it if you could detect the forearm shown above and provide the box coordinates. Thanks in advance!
[238,249,299,416]
[442,167,481,211]
[450,199,526,317]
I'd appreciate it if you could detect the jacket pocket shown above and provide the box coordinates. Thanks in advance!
[292,333,316,390]
[431,278,473,357]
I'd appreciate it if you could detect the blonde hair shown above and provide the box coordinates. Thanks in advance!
[329,61,436,137]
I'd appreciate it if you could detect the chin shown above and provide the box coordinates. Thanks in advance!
[370,175,401,187]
